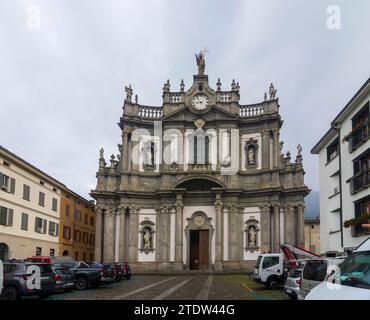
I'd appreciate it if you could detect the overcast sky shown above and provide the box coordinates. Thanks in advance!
[1,0,370,200]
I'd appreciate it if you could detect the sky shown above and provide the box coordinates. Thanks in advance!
[1,0,370,200]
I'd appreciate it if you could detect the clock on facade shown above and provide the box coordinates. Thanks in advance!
[191,94,209,110]
[194,215,205,226]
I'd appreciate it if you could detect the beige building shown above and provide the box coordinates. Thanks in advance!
[304,218,320,254]
[0,146,64,260]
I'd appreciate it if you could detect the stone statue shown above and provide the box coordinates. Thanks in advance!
[297,144,302,156]
[195,50,206,75]
[125,85,133,102]
[99,147,104,159]
[269,83,277,100]
[248,227,256,246]
[248,147,255,165]
[143,228,151,248]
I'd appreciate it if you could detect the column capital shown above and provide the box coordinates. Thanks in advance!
[214,200,223,210]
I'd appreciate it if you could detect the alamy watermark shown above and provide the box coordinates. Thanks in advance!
[26,5,41,30]
[327,5,341,30]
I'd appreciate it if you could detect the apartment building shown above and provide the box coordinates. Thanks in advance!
[59,189,95,261]
[0,146,62,260]
[311,77,370,253]
[304,217,320,254]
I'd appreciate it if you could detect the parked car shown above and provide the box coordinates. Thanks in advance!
[306,237,370,300]
[284,268,302,300]
[26,256,74,264]
[85,261,115,283]
[0,262,56,300]
[116,262,132,280]
[299,257,345,300]
[52,266,75,292]
[254,254,285,289]
[52,261,101,290]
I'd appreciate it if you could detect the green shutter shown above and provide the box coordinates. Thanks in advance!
[0,172,3,186]
[35,217,38,232]
[56,223,59,236]
[7,209,13,226]
[10,178,15,194]
[43,219,47,234]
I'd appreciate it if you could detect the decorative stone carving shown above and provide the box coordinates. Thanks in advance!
[180,79,185,92]
[125,85,133,102]
[216,78,221,91]
[139,219,155,254]
[269,83,277,100]
[195,48,207,75]
[245,217,260,252]
[245,138,259,168]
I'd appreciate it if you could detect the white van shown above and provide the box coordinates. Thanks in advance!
[254,254,285,289]
[306,237,370,300]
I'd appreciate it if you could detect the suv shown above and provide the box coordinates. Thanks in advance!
[254,254,285,289]
[52,261,101,290]
[85,262,115,283]
[299,257,345,300]
[0,262,56,300]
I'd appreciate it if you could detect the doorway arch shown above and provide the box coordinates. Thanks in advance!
[0,243,9,261]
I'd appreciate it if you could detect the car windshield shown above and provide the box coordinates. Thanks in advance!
[288,269,302,278]
[255,256,262,268]
[338,251,370,290]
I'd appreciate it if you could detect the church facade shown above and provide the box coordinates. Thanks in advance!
[91,53,309,272]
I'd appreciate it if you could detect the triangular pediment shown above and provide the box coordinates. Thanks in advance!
[163,105,238,122]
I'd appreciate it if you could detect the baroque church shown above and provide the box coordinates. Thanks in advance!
[91,51,309,272]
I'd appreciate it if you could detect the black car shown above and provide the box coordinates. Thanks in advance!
[116,262,131,280]
[85,262,115,283]
[1,262,56,300]
[52,266,75,292]
[52,261,101,290]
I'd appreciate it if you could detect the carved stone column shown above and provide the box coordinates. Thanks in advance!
[214,198,223,271]
[284,205,292,245]
[159,205,170,263]
[259,205,271,253]
[128,207,139,262]
[122,131,129,171]
[261,129,269,169]
[297,204,305,247]
[229,205,241,261]
[103,208,115,263]
[95,207,103,262]
[273,206,280,253]
[272,129,279,168]
[174,196,184,270]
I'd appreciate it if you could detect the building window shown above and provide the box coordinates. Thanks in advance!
[75,210,82,221]
[52,198,58,212]
[35,217,47,234]
[38,192,45,207]
[326,138,339,163]
[65,204,70,217]
[83,232,88,244]
[49,221,59,237]
[90,216,94,226]
[50,248,55,257]
[0,206,13,226]
[349,102,369,152]
[350,149,370,194]
[0,172,15,194]
[23,184,30,201]
[36,247,42,256]
[63,226,71,240]
[353,196,370,237]
[90,234,95,245]
[84,213,88,224]
[21,212,28,231]
[74,229,81,242]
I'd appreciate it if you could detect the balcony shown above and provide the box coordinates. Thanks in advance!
[349,122,369,152]
[349,169,370,194]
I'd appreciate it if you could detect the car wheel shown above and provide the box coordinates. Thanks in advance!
[2,286,19,300]
[75,277,88,290]
[267,278,279,290]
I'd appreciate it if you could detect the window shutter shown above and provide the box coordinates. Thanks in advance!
[354,202,362,218]
[56,223,59,237]
[7,209,13,226]
[0,172,3,185]
[43,219,47,234]
[10,178,15,194]
[48,221,52,235]
[0,206,7,225]
[35,217,38,232]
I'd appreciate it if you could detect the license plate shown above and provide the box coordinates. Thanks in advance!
[41,276,50,280]
[286,289,292,294]
[67,283,74,286]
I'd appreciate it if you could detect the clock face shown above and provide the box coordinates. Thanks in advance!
[191,94,209,110]
[194,215,205,226]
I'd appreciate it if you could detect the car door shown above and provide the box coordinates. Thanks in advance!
[302,260,328,298]
[260,256,281,282]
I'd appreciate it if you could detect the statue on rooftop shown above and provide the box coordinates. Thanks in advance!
[195,47,208,75]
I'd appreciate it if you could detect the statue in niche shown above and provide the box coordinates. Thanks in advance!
[248,226,257,246]
[247,146,256,165]
[143,227,151,248]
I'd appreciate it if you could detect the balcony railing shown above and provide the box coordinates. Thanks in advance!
[240,104,265,117]
[349,169,370,194]
[138,106,163,119]
[349,122,369,152]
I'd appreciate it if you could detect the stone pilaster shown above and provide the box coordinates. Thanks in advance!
[261,129,270,169]
[273,206,280,253]
[214,198,223,271]
[128,207,139,262]
[122,131,129,171]
[103,208,115,263]
[297,204,305,248]
[159,205,170,263]
[228,205,241,261]
[118,206,126,262]
[284,205,292,245]
[272,129,279,168]
[95,207,103,262]
[259,205,271,253]
[174,196,184,270]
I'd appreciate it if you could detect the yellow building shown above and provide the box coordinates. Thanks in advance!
[304,218,320,254]
[59,189,95,261]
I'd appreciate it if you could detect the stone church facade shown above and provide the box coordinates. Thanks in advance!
[91,53,309,272]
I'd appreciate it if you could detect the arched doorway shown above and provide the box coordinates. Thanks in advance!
[0,243,9,261]
[185,212,214,270]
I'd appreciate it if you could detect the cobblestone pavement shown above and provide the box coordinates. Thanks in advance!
[44,275,289,300]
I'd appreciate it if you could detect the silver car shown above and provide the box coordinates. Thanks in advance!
[284,268,302,299]
[299,257,345,300]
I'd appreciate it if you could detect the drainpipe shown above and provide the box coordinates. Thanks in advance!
[331,122,344,249]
